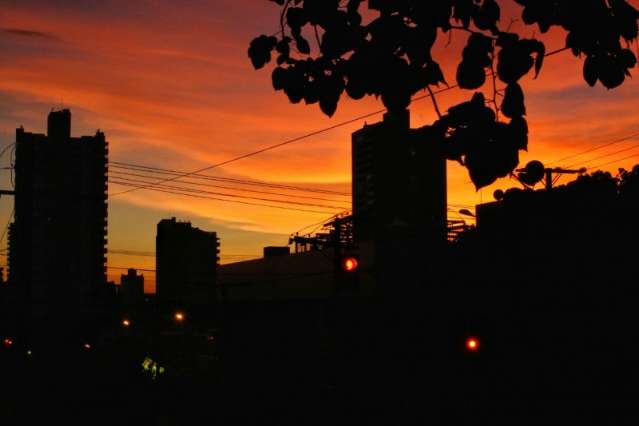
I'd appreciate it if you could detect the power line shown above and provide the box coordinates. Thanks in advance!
[110,162,351,196]
[0,143,15,161]
[566,142,639,169]
[588,152,639,171]
[109,180,337,215]
[109,176,350,210]
[547,131,639,166]
[109,248,260,259]
[109,170,349,204]
[107,266,156,273]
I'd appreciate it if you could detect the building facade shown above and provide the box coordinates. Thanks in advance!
[11,109,108,314]
[156,217,219,306]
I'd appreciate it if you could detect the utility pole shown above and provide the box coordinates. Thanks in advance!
[544,167,586,190]
[516,161,585,190]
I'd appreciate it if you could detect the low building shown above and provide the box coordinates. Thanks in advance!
[217,242,375,303]
[120,268,144,306]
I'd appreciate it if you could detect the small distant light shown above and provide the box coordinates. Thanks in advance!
[26,350,32,356]
[174,312,185,322]
[207,336,215,342]
[3,338,13,346]
[83,343,92,350]
[465,337,480,352]
[122,319,131,327]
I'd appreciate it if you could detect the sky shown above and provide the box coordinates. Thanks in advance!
[1,0,639,292]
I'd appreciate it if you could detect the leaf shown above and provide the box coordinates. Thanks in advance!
[497,42,534,84]
[248,35,276,70]
[286,7,308,30]
[425,61,447,86]
[521,39,546,78]
[583,55,599,87]
[501,82,526,118]
[276,38,291,56]
[598,56,626,89]
[318,74,344,116]
[473,0,500,33]
[271,67,288,91]
[620,49,637,69]
[295,34,311,54]
[508,116,529,151]
[456,60,486,89]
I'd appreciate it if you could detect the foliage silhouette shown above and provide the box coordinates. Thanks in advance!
[249,0,639,189]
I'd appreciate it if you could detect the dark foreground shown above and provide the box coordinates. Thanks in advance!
[1,293,638,426]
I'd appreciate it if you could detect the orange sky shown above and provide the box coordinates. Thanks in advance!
[1,0,639,292]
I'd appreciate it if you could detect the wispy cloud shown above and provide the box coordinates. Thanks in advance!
[2,28,62,42]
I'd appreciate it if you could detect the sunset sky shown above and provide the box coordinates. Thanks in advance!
[1,0,639,292]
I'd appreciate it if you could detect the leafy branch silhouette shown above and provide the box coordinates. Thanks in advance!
[249,0,639,189]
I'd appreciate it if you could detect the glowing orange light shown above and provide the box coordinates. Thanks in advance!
[465,337,480,352]
[342,257,359,272]
[175,312,185,322]
[122,319,131,327]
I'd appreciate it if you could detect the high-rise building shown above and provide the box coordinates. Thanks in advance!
[11,109,108,314]
[156,217,219,306]
[120,268,144,306]
[351,110,447,242]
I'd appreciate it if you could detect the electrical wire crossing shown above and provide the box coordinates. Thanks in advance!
[108,176,349,210]
[109,170,349,204]
[109,180,339,215]
[110,161,351,196]
[547,131,639,167]
[109,46,571,199]
[108,85,459,198]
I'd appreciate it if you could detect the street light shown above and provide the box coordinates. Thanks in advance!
[465,337,480,352]
[174,311,185,322]
[122,319,131,327]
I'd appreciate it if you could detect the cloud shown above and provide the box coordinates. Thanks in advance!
[2,28,62,42]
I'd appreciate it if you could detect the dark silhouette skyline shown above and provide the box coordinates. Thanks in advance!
[1,1,639,424]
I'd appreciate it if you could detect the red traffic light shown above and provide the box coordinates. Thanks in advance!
[342,257,359,272]
[465,337,480,352]
[3,338,13,347]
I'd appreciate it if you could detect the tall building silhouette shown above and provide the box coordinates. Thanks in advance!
[156,217,219,306]
[351,110,447,242]
[11,109,108,314]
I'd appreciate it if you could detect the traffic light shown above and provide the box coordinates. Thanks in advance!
[335,253,360,294]
[342,256,359,272]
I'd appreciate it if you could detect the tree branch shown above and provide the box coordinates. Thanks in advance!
[280,0,292,38]
[545,46,570,57]
[427,86,443,119]
[314,25,322,52]
[450,25,497,40]
[490,54,500,121]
